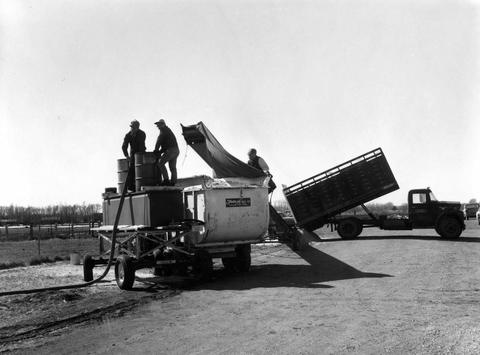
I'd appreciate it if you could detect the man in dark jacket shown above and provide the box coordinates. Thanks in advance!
[247,148,276,193]
[122,120,146,191]
[154,119,179,185]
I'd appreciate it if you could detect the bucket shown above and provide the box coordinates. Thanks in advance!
[70,253,81,265]
[135,152,159,191]
[117,158,129,193]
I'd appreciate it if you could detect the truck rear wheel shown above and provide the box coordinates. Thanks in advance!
[115,255,135,290]
[337,219,362,239]
[437,216,462,239]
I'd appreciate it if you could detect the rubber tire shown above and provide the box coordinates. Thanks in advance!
[115,255,135,290]
[337,219,363,239]
[235,244,251,272]
[193,250,213,281]
[437,216,462,239]
[221,257,237,272]
[83,254,94,282]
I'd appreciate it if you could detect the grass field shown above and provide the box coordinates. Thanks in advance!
[0,237,99,265]
[0,224,95,242]
[1,220,478,268]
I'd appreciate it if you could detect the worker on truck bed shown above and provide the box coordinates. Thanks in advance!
[247,148,276,193]
[122,119,146,191]
[154,119,179,186]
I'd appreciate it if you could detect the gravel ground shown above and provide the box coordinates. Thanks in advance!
[1,220,480,354]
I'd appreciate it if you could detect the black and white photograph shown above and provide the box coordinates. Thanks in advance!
[1,0,479,353]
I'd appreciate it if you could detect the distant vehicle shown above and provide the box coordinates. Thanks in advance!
[284,148,465,239]
[463,203,479,220]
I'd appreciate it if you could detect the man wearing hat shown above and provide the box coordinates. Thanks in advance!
[122,120,146,191]
[247,148,276,193]
[154,119,179,186]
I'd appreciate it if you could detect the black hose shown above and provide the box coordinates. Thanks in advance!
[0,163,133,297]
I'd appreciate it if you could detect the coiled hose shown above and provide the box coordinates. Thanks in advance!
[0,166,132,297]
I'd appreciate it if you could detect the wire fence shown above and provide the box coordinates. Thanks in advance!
[0,223,101,242]
[0,223,103,266]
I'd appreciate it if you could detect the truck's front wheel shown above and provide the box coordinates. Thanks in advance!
[437,216,462,239]
[337,219,363,239]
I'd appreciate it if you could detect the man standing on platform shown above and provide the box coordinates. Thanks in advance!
[121,119,146,191]
[247,148,276,193]
[154,119,179,186]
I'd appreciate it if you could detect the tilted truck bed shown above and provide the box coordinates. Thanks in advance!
[283,148,399,231]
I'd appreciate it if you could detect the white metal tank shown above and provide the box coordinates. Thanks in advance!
[183,185,269,246]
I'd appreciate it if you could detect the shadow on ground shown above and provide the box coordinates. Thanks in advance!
[320,235,480,243]
[131,229,392,291]
[198,235,391,291]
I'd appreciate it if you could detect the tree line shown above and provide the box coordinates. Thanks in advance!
[0,204,102,225]
[273,200,409,215]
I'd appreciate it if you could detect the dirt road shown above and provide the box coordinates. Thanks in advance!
[3,221,480,354]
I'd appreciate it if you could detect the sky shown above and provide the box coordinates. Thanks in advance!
[1,0,479,207]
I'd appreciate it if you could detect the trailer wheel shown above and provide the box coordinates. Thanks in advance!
[437,216,462,239]
[83,254,94,282]
[337,219,362,239]
[115,255,135,290]
[222,257,237,272]
[235,244,251,272]
[193,250,213,281]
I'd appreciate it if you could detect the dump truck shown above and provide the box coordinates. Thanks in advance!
[283,148,465,239]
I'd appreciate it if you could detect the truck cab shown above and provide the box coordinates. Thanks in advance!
[334,188,465,239]
[408,188,464,238]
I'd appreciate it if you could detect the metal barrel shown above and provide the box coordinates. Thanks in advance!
[135,152,158,191]
[117,158,129,193]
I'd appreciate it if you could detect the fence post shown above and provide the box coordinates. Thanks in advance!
[30,225,34,240]
[37,227,41,256]
[5,225,8,238]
